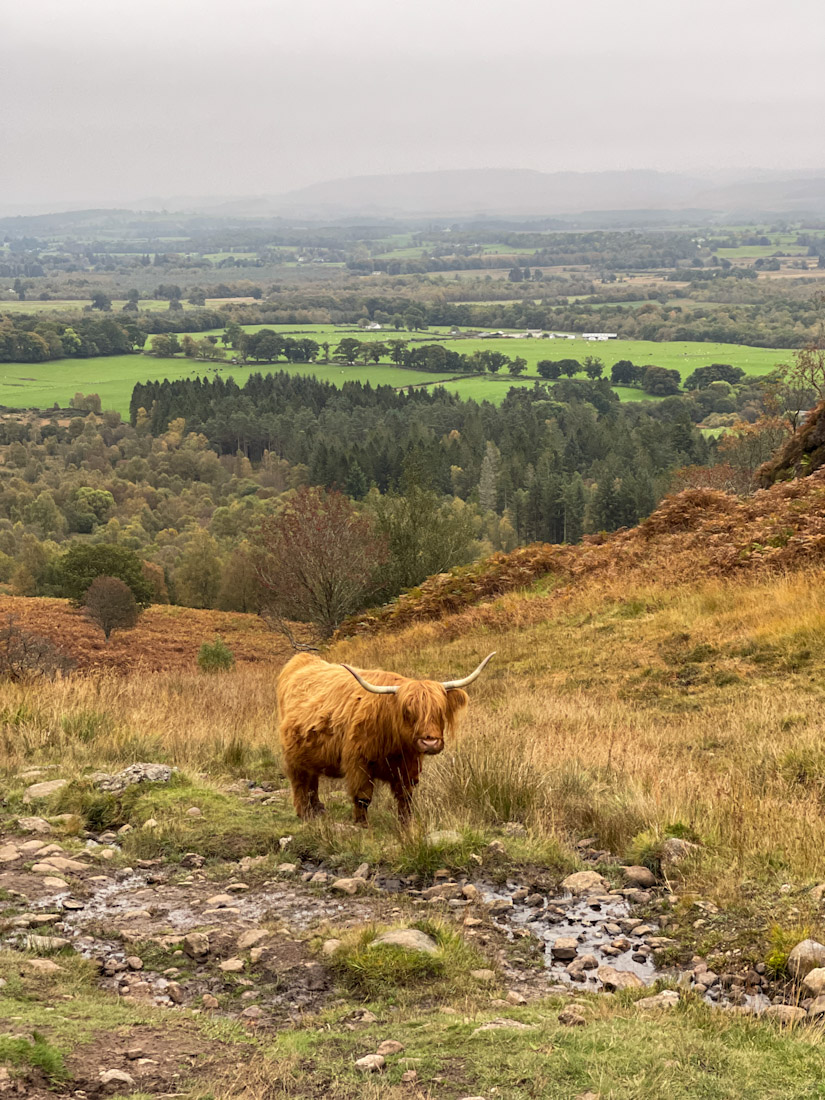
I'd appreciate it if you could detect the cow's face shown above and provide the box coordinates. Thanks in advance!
[397,682,468,756]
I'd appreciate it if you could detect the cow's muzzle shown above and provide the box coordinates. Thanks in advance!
[417,737,444,755]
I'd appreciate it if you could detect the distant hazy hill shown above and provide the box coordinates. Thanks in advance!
[4,169,824,224]
[265,169,703,218]
[690,176,825,214]
[259,169,825,219]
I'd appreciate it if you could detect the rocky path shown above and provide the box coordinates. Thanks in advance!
[0,818,798,1027]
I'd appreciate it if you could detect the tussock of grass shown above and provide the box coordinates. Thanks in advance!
[0,1032,68,1083]
[324,918,490,1000]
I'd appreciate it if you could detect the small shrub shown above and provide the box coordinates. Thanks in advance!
[765,924,811,977]
[0,615,74,681]
[628,822,699,872]
[222,737,248,768]
[51,771,188,831]
[430,736,549,826]
[627,829,664,872]
[777,746,825,790]
[197,636,235,672]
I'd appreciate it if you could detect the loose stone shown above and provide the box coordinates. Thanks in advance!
[237,929,269,951]
[470,969,496,983]
[622,865,657,888]
[488,898,514,914]
[764,1004,807,1025]
[370,929,438,955]
[558,1008,587,1026]
[787,940,825,980]
[597,965,645,991]
[183,932,210,961]
[99,1069,135,1087]
[23,779,67,802]
[561,871,610,896]
[802,967,825,996]
[205,893,233,907]
[636,990,680,1010]
[376,1040,404,1056]
[551,936,578,961]
[26,959,63,973]
[17,816,52,833]
[331,877,366,895]
[355,1054,385,1073]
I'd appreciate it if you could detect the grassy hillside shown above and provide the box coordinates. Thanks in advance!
[342,466,825,636]
[0,597,290,671]
[5,475,825,1095]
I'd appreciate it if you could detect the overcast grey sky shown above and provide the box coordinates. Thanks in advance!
[2,0,823,210]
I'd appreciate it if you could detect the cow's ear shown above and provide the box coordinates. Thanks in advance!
[445,688,469,724]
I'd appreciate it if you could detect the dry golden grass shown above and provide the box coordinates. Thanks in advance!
[0,595,292,671]
[332,569,825,898]
[0,663,279,777]
[3,567,825,930]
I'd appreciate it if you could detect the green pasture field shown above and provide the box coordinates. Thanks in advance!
[371,246,432,260]
[715,245,807,259]
[0,300,91,313]
[0,355,448,416]
[186,324,795,388]
[0,318,794,415]
[438,335,791,382]
[371,241,537,261]
[451,298,543,306]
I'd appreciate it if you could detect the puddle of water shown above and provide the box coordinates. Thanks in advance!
[478,882,657,987]
[477,881,772,1010]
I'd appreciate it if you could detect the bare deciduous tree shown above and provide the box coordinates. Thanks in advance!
[0,615,75,681]
[254,488,386,641]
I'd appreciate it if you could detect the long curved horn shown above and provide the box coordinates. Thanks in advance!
[341,664,398,694]
[441,652,496,690]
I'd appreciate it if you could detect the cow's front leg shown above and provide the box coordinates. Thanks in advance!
[389,764,420,824]
[288,767,323,819]
[346,759,374,826]
[307,774,325,815]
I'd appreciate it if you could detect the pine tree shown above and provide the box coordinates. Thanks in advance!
[478,442,500,513]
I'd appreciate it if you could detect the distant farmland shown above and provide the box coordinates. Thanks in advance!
[0,326,794,415]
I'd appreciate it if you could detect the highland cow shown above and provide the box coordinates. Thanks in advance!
[276,651,495,825]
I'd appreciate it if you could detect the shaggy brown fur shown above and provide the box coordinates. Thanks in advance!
[277,653,469,824]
